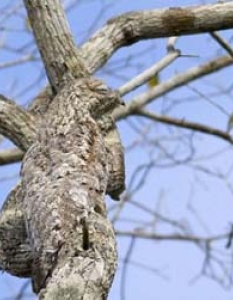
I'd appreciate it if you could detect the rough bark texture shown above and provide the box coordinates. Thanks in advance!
[0,95,36,150]
[21,77,120,298]
[0,79,125,272]
[23,0,88,90]
[0,1,125,299]
[1,1,233,299]
[0,182,33,277]
[0,2,233,166]
[81,2,233,72]
[28,86,125,199]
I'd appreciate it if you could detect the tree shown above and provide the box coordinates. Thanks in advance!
[0,0,233,299]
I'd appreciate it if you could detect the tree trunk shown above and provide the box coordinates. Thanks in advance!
[13,1,123,299]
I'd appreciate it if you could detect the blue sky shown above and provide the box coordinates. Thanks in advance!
[1,0,233,299]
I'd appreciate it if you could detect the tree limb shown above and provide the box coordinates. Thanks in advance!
[119,49,180,96]
[210,32,233,58]
[0,95,36,151]
[23,0,89,90]
[81,2,233,72]
[116,230,227,243]
[0,148,23,166]
[136,109,233,144]
[1,54,233,167]
[113,55,233,120]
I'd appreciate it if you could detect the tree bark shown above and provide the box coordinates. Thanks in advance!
[81,2,233,72]
[21,78,120,299]
[23,0,89,91]
[1,1,233,299]
[0,95,35,150]
[19,1,122,299]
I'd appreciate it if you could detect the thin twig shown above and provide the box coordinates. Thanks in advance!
[118,49,180,96]
[210,32,233,58]
[136,109,233,144]
[116,230,228,243]
[114,55,233,120]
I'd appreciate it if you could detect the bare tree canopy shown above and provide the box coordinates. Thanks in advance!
[0,1,233,299]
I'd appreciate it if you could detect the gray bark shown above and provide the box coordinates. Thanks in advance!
[0,0,125,299]
[23,0,88,90]
[1,1,233,299]
[21,77,120,298]
[0,95,36,150]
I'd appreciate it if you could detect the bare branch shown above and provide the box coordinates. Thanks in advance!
[1,54,233,166]
[81,2,233,72]
[167,37,179,52]
[118,49,180,96]
[136,109,233,144]
[116,230,228,243]
[0,95,36,150]
[0,148,23,166]
[113,55,233,120]
[210,31,233,58]
[23,0,88,90]
[0,55,36,69]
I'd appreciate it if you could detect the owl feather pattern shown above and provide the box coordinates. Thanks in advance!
[0,77,125,294]
[0,114,125,281]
